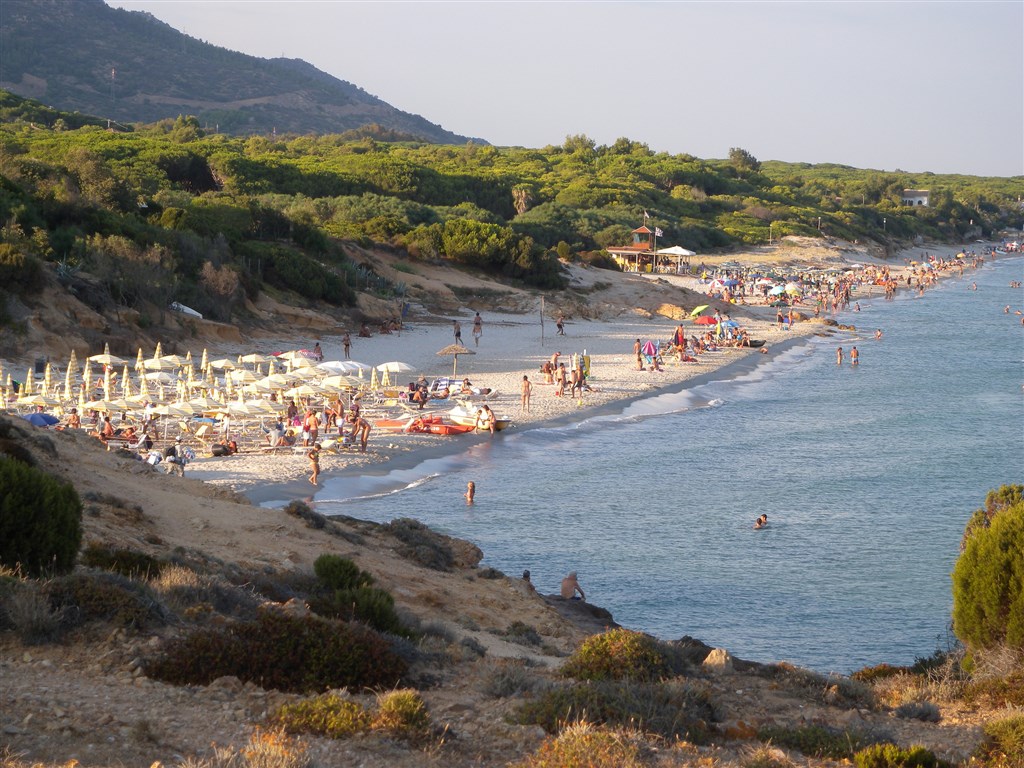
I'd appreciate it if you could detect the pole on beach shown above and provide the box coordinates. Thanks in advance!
[540,296,548,348]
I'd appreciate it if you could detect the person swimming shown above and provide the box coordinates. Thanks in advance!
[754,514,768,529]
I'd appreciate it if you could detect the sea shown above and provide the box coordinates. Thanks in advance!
[316,254,1023,675]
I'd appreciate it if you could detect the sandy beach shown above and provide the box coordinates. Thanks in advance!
[184,240,988,503]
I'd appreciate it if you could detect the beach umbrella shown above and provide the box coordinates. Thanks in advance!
[694,315,718,325]
[190,395,225,411]
[259,373,295,389]
[240,353,272,366]
[289,365,322,381]
[641,340,658,357]
[18,393,62,408]
[229,369,259,384]
[321,374,362,389]
[103,367,114,399]
[689,305,710,317]
[22,369,33,395]
[144,357,176,371]
[153,342,163,359]
[209,358,237,370]
[84,399,119,413]
[63,365,74,400]
[246,398,285,414]
[77,385,87,412]
[82,360,92,392]
[200,348,209,373]
[316,360,352,375]
[138,373,150,400]
[376,361,415,374]
[380,368,391,387]
[436,343,475,377]
[143,371,175,384]
[88,352,126,366]
[67,349,78,378]
[121,366,134,397]
[768,285,787,296]
[135,348,145,372]
[369,367,378,389]
[160,354,186,367]
[285,384,322,398]
[22,412,60,427]
[42,363,53,396]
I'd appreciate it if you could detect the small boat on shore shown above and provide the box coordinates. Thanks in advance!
[448,403,514,431]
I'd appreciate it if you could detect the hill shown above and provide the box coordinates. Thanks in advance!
[0,0,482,143]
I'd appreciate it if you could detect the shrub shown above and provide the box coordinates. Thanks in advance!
[963,669,1024,707]
[852,663,913,683]
[0,457,82,577]
[270,693,371,739]
[894,701,941,723]
[516,679,715,741]
[952,485,1024,653]
[309,586,406,636]
[975,715,1024,766]
[80,543,162,579]
[743,746,796,768]
[561,628,673,682]
[2,579,66,643]
[853,743,950,768]
[513,722,646,768]
[384,518,455,571]
[757,724,870,760]
[482,658,540,698]
[47,571,166,630]
[283,500,327,530]
[503,620,542,647]
[313,554,372,590]
[172,727,310,768]
[145,610,407,693]
[372,689,430,737]
[152,565,264,621]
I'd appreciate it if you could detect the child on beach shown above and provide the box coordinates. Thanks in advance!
[308,443,321,485]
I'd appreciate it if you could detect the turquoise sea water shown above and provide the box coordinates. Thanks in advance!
[317,255,1023,674]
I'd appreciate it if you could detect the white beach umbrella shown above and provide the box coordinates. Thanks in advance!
[209,358,237,370]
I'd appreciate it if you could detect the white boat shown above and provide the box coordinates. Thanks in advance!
[448,403,513,431]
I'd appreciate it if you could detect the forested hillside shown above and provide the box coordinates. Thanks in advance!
[0,0,477,143]
[0,90,1020,335]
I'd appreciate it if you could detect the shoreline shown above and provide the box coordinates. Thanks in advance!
[183,239,998,507]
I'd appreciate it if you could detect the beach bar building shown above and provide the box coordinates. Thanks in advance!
[901,189,930,207]
[607,226,694,273]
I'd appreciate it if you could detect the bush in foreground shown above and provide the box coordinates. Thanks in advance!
[80,543,162,579]
[974,715,1024,766]
[561,628,677,682]
[952,485,1024,654]
[270,693,371,739]
[0,456,82,577]
[758,724,871,760]
[853,743,950,768]
[512,722,647,768]
[145,610,406,693]
[516,679,714,741]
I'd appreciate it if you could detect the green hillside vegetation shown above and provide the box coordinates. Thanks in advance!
[0,91,1020,329]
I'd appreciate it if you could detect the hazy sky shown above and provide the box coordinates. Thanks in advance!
[107,1,1023,178]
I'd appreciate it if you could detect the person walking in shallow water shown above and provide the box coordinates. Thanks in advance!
[307,443,321,485]
[850,346,859,365]
[836,346,844,365]
[472,312,482,346]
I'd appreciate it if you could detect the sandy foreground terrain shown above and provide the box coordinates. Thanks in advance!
[0,238,995,767]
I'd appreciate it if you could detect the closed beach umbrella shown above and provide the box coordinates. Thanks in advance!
[135,348,145,372]
[63,364,74,400]
[436,343,475,377]
[22,369,33,396]
[103,367,112,400]
[82,360,92,392]
[67,350,78,378]
[138,374,150,400]
[200,348,209,373]
[42,363,53,396]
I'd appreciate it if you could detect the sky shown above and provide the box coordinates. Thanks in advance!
[106,1,1024,178]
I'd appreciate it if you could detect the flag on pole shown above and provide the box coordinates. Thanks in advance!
[643,210,650,221]
[655,227,664,237]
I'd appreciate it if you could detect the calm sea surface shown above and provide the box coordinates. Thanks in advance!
[317,255,1023,674]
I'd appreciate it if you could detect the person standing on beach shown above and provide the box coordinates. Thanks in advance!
[347,413,371,452]
[303,409,319,447]
[633,339,643,370]
[521,375,532,414]
[850,346,859,365]
[556,315,565,335]
[308,443,321,485]
[472,313,483,346]
[554,363,567,397]
[453,320,462,344]
[342,332,351,360]
[836,347,844,365]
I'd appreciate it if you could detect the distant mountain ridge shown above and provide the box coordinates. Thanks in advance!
[0,0,483,143]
